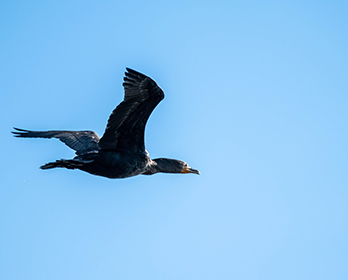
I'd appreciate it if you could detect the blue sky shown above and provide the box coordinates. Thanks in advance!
[1,1,348,279]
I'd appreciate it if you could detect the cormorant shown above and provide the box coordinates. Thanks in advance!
[13,68,199,178]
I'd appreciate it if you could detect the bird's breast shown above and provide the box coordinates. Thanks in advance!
[85,150,150,178]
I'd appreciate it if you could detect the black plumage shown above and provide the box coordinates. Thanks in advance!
[12,68,199,178]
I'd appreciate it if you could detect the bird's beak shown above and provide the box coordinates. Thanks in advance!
[182,166,200,175]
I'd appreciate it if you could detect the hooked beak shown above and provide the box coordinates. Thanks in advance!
[182,166,200,175]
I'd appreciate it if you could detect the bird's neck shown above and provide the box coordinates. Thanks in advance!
[142,158,182,175]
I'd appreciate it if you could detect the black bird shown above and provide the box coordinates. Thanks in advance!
[13,68,199,178]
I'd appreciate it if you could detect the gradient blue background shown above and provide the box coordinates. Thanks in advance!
[1,1,348,279]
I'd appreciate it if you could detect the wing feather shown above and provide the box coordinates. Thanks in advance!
[12,128,100,155]
[99,68,164,152]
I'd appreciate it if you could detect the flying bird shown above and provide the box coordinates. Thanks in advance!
[13,68,199,178]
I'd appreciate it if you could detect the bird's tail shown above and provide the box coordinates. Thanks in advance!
[40,159,85,170]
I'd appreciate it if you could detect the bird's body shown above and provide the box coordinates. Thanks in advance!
[13,68,199,178]
[75,150,151,179]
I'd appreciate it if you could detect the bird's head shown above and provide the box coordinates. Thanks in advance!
[180,161,200,175]
[143,158,200,175]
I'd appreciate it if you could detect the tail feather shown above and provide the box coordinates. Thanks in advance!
[40,159,85,170]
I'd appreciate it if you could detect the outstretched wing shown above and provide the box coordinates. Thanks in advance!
[99,68,164,152]
[12,128,100,155]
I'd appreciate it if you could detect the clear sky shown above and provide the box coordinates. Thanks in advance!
[1,1,348,279]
